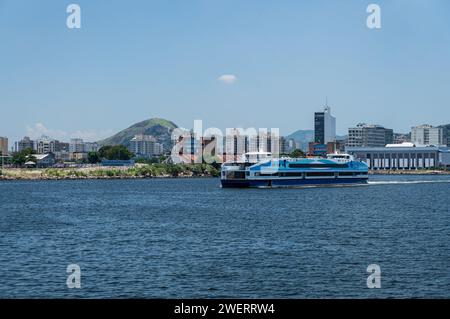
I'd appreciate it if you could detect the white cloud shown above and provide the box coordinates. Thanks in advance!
[70,129,114,142]
[217,74,237,85]
[26,123,68,141]
[26,123,113,142]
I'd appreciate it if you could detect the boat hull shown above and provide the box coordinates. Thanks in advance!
[221,177,368,188]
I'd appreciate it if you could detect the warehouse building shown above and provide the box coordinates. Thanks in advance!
[346,144,450,170]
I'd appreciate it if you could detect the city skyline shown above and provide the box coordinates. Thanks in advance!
[2,1,450,143]
[3,110,450,151]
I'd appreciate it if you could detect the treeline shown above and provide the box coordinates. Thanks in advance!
[87,145,134,164]
[8,145,136,166]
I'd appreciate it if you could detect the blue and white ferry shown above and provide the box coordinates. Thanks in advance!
[220,151,368,188]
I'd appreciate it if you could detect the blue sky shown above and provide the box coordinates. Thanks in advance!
[1,0,450,144]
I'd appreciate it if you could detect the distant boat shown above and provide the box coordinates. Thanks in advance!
[220,151,368,188]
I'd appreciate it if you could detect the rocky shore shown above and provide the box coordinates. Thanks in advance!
[0,163,220,180]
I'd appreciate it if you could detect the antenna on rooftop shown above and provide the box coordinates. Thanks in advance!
[324,96,330,112]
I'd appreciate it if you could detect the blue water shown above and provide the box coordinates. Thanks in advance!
[0,175,449,298]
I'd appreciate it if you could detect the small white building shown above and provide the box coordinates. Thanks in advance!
[34,153,56,168]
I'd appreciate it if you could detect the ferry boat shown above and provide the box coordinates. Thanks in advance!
[220,151,368,188]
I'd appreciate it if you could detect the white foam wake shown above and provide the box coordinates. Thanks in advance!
[368,180,450,186]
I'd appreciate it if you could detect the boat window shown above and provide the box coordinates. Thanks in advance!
[225,171,246,179]
[279,172,304,177]
[338,172,355,176]
[260,172,278,177]
[306,172,335,177]
[289,163,348,168]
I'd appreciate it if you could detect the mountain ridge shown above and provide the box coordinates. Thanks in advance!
[97,118,177,152]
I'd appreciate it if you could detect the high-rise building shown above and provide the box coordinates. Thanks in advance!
[36,136,64,154]
[314,104,336,144]
[154,143,164,155]
[68,139,97,153]
[84,142,99,153]
[46,140,69,153]
[69,138,85,153]
[0,137,8,155]
[15,136,35,152]
[411,124,445,146]
[225,129,247,158]
[129,134,163,157]
[247,132,280,154]
[442,125,450,147]
[33,136,68,154]
[311,102,337,157]
[223,129,282,160]
[347,124,394,147]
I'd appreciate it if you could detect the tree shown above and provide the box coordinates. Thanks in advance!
[158,155,168,163]
[98,146,112,159]
[11,153,26,166]
[290,149,306,158]
[11,148,36,166]
[98,145,133,160]
[167,164,183,177]
[202,154,221,166]
[87,152,101,164]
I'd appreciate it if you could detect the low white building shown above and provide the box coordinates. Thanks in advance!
[347,145,449,170]
[34,153,56,168]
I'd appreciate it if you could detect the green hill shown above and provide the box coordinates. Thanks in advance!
[286,129,314,143]
[97,118,178,152]
[286,129,348,151]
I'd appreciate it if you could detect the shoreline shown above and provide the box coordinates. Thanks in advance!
[1,167,450,181]
[0,164,220,181]
[0,175,217,181]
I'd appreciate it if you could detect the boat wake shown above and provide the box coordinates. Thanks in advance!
[252,179,450,189]
[368,180,450,186]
